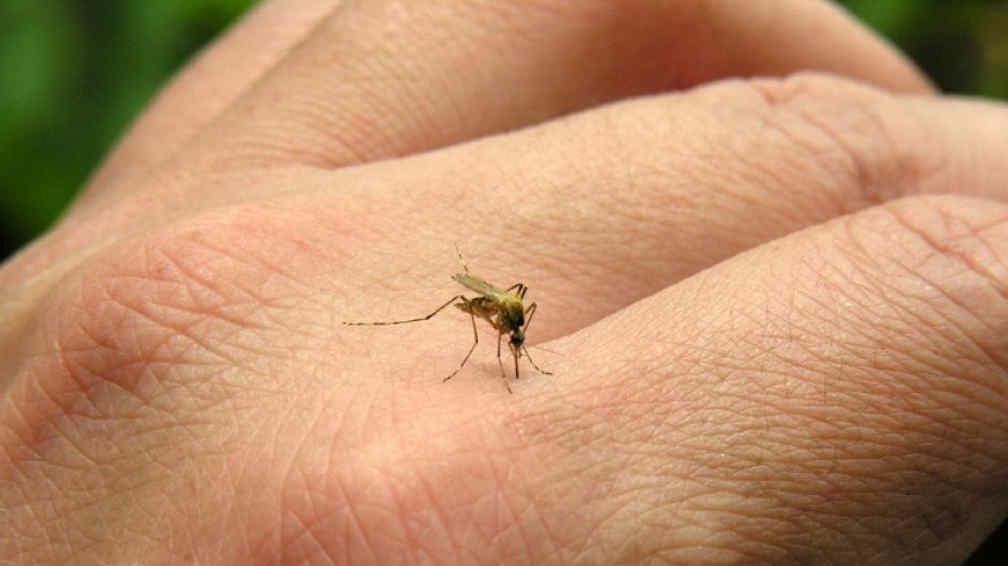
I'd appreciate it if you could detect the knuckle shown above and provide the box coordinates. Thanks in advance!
[36,204,341,407]
[747,72,951,208]
[38,238,240,419]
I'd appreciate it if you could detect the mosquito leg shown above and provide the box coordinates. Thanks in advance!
[492,342,512,394]
[443,308,479,383]
[490,332,510,393]
[495,341,519,393]
[523,302,538,334]
[343,295,466,326]
[513,343,521,382]
[522,345,552,376]
[496,332,506,378]
[503,283,528,299]
[520,300,552,374]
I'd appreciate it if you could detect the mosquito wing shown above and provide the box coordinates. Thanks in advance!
[452,273,507,299]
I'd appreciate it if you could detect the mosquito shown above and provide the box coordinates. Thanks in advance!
[343,248,551,393]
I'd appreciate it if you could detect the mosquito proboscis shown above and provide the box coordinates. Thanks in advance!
[343,247,552,393]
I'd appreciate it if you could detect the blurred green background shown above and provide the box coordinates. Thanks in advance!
[1,0,256,258]
[2,0,1007,259]
[0,0,1006,562]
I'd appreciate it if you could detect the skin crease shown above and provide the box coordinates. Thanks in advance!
[2,1,1008,564]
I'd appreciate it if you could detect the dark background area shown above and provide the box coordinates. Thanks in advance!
[1,1,1007,562]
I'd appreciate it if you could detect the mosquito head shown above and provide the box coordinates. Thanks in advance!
[510,328,525,349]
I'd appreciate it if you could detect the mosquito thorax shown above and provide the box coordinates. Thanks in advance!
[499,298,524,325]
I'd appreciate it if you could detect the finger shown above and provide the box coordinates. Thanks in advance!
[35,0,931,277]
[203,0,929,163]
[525,195,1008,564]
[3,75,994,311]
[91,0,929,200]
[329,74,1007,342]
[76,0,340,207]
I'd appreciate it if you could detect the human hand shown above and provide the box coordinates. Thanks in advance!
[3,1,1007,564]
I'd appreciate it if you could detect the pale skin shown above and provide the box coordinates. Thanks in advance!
[3,1,1008,564]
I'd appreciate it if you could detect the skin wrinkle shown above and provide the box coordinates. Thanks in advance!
[281,503,336,565]
[520,199,999,559]
[687,503,806,564]
[306,472,380,564]
[794,244,999,551]
[384,470,434,564]
[150,253,272,333]
[238,417,288,564]
[86,281,240,386]
[484,451,573,561]
[483,449,543,557]
[382,437,457,561]
[426,431,529,560]
[161,212,329,302]
[849,206,1008,403]
[3,219,354,563]
[8,171,366,312]
[278,404,328,556]
[516,486,565,565]
[532,480,600,564]
[741,406,975,519]
[234,96,378,169]
[574,443,693,560]
[2,473,57,554]
[64,204,334,390]
[501,467,553,564]
[415,471,467,565]
[303,477,346,566]
[267,417,327,562]
[821,220,981,388]
[39,476,167,561]
[220,8,421,169]
[570,486,643,562]
[310,400,524,559]
[752,74,949,209]
[708,109,841,233]
[751,76,880,209]
[744,96,857,222]
[883,256,1005,399]
[887,204,1008,353]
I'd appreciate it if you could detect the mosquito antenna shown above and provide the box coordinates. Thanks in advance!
[454,243,470,274]
[527,343,562,356]
[522,345,553,376]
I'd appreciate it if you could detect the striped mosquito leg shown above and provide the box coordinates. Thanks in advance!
[443,308,480,383]
[343,295,466,326]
